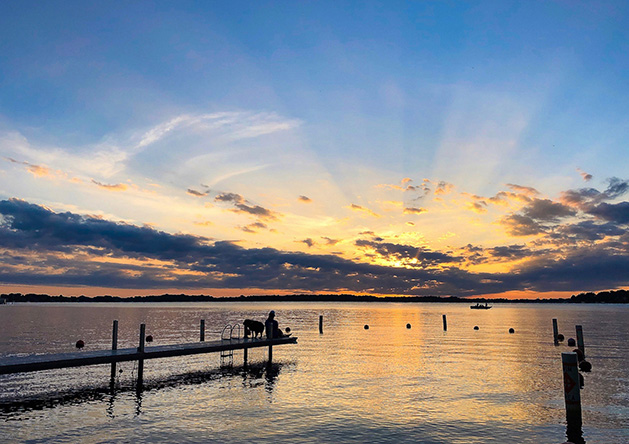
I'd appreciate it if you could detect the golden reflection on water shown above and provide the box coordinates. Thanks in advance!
[1,302,627,443]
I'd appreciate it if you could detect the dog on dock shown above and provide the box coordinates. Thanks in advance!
[243,319,265,338]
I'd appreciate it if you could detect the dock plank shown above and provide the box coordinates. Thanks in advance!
[0,336,297,375]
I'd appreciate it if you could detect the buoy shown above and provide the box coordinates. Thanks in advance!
[364,325,369,330]
[508,328,515,334]
[406,323,411,329]
[285,327,291,333]
[557,334,565,342]
[474,326,479,330]
[75,340,85,349]
[146,335,154,343]
[567,338,576,346]
[579,360,592,372]
[573,348,585,362]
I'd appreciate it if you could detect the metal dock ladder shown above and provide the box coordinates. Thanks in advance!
[219,323,242,367]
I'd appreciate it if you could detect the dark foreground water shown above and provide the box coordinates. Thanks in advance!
[0,302,627,443]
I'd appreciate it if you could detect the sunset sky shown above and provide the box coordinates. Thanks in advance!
[1,1,628,298]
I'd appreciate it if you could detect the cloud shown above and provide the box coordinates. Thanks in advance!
[466,201,487,213]
[488,244,531,260]
[577,168,593,182]
[587,202,629,224]
[187,188,208,197]
[1,194,627,297]
[404,207,426,215]
[214,192,279,220]
[298,195,312,203]
[134,112,302,150]
[434,181,454,195]
[499,214,547,236]
[321,237,340,245]
[604,177,629,200]
[553,220,626,241]
[560,188,603,209]
[522,198,575,221]
[506,184,539,197]
[91,180,129,192]
[348,204,380,218]
[355,239,462,268]
[6,157,55,178]
[240,221,268,233]
[299,238,315,248]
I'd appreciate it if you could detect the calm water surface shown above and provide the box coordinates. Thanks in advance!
[0,302,627,443]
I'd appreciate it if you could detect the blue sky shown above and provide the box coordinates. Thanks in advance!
[1,1,628,297]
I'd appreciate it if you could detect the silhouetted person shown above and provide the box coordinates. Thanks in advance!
[265,310,285,338]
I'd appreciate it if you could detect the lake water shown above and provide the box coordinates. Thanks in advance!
[0,302,627,443]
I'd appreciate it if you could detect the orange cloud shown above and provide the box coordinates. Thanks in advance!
[577,168,593,182]
[348,203,381,217]
[91,180,129,191]
[6,157,55,178]
[506,183,539,197]
[434,181,454,195]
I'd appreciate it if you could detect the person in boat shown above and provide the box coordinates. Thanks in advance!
[265,310,288,338]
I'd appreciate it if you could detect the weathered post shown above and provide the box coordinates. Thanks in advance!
[319,315,323,334]
[265,319,273,363]
[575,325,585,358]
[110,320,118,384]
[442,314,447,331]
[561,352,582,426]
[137,323,146,390]
[552,318,559,345]
[200,319,205,342]
[243,347,248,367]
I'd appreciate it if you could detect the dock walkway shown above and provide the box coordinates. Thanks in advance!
[0,336,297,375]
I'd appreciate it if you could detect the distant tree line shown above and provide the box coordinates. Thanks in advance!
[1,289,627,303]
[569,289,628,303]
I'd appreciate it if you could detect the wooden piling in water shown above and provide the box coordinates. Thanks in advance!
[553,318,559,345]
[442,314,447,331]
[561,352,582,426]
[576,325,585,358]
[137,324,145,390]
[319,315,323,334]
[110,320,118,383]
[200,319,205,342]
[265,320,273,363]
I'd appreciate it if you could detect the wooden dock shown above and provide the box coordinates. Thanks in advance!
[0,336,297,375]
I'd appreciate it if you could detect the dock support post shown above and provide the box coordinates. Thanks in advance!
[576,325,585,358]
[110,320,118,385]
[265,320,273,364]
[243,347,248,367]
[562,352,582,427]
[137,323,145,391]
[200,319,205,342]
[553,318,559,345]
[442,314,447,331]
[319,315,323,334]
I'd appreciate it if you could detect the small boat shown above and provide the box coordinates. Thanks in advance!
[470,302,491,309]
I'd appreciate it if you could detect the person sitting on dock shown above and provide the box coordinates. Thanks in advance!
[265,310,288,338]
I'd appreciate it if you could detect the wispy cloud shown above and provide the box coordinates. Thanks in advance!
[348,204,381,218]
[215,192,280,220]
[92,180,129,192]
